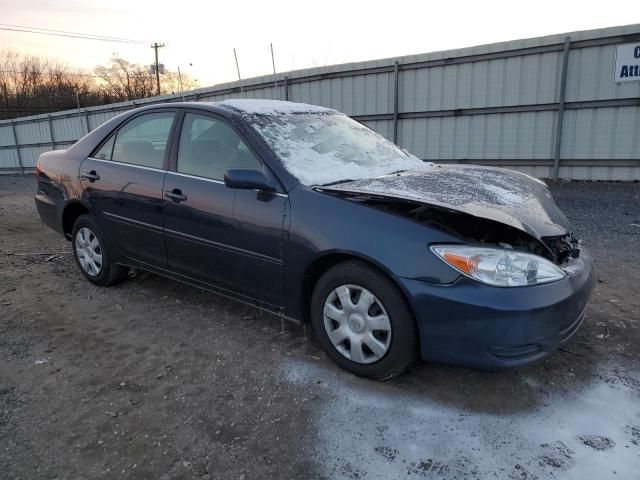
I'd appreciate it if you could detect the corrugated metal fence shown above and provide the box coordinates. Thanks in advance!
[1,24,639,180]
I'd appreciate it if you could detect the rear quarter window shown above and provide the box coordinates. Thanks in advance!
[102,112,175,169]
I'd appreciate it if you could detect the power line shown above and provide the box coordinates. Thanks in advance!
[0,23,150,43]
[0,24,150,44]
[0,24,149,44]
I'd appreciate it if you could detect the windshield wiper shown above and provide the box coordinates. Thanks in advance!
[317,171,406,188]
[318,179,355,187]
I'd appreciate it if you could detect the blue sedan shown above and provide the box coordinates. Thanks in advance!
[34,99,595,379]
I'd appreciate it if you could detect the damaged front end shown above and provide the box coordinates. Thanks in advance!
[542,233,581,264]
[312,166,595,367]
[318,190,581,268]
[317,165,583,268]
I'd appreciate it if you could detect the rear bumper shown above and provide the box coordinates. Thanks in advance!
[35,192,64,234]
[400,249,596,369]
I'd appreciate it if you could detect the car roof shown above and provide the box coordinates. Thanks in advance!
[132,99,337,120]
[132,101,242,121]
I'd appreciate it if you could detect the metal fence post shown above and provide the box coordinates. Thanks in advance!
[83,111,91,134]
[47,115,56,149]
[10,121,24,174]
[553,36,571,180]
[393,61,400,144]
[284,76,289,101]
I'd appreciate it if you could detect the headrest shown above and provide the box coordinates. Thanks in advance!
[120,140,156,165]
[191,139,222,162]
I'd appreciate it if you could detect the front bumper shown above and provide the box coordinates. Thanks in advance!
[400,248,596,369]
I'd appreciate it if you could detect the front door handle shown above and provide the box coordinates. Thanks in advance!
[164,189,187,203]
[81,170,100,182]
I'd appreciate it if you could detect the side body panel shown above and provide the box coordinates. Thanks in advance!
[162,174,235,284]
[34,150,85,235]
[79,158,167,267]
[282,186,464,320]
[162,107,288,308]
[228,188,288,304]
[162,175,287,306]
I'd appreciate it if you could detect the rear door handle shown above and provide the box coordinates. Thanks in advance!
[81,170,100,182]
[164,189,187,203]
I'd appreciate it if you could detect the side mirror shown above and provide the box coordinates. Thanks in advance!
[224,169,276,192]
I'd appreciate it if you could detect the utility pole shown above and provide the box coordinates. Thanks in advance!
[151,42,165,96]
[177,67,184,101]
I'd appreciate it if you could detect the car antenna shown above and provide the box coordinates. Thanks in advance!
[233,48,245,98]
[270,43,281,100]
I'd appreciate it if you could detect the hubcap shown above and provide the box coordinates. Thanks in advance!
[348,313,366,333]
[75,227,103,277]
[323,284,392,364]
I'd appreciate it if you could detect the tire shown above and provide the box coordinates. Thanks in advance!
[71,214,128,286]
[310,260,418,380]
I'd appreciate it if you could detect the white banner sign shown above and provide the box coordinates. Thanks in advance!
[614,42,640,83]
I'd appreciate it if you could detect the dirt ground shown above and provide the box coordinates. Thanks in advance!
[1,174,639,480]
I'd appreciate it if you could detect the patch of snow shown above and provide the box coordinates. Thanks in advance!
[281,359,640,480]
[219,99,335,115]
[325,165,570,238]
[248,111,433,186]
[34,358,48,365]
[278,148,432,187]
[483,183,526,204]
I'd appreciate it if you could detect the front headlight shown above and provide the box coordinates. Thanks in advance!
[430,245,566,287]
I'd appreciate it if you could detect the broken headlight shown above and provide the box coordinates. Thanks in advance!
[430,245,566,287]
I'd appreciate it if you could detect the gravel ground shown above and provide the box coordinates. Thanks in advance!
[0,175,639,480]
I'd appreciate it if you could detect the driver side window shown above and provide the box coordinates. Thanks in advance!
[177,113,262,180]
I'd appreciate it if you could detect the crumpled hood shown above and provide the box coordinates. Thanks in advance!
[322,164,571,239]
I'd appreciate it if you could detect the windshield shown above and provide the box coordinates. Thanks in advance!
[249,112,432,186]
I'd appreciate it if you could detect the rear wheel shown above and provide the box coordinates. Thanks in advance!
[71,214,128,286]
[311,261,418,380]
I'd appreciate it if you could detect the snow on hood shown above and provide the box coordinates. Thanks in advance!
[220,99,335,115]
[232,107,435,186]
[322,164,571,239]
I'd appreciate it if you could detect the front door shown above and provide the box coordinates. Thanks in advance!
[163,112,287,307]
[80,111,177,267]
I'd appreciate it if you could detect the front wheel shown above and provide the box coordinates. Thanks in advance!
[71,214,128,286]
[310,261,418,380]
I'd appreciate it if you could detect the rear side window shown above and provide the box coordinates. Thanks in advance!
[177,113,262,180]
[110,112,175,169]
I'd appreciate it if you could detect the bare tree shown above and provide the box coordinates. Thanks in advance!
[94,55,198,102]
[94,56,155,101]
[0,51,198,119]
[0,50,102,119]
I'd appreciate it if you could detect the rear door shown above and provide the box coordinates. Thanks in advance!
[80,110,177,267]
[163,111,287,306]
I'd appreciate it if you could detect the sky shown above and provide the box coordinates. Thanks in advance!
[1,0,639,88]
